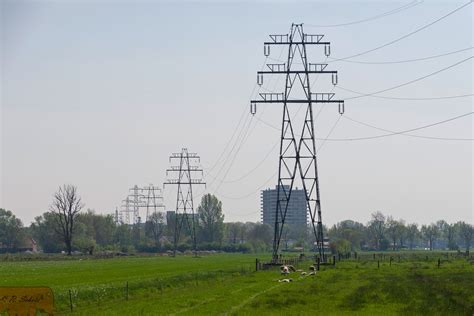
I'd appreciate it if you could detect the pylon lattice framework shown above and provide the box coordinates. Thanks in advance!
[250,23,345,261]
[120,184,165,225]
[142,184,165,221]
[164,148,205,256]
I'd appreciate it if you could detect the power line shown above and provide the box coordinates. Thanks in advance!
[205,86,256,173]
[256,112,473,142]
[267,47,473,66]
[337,85,474,101]
[205,58,269,174]
[213,64,335,187]
[206,48,288,190]
[326,112,474,141]
[209,141,279,184]
[317,114,343,152]
[306,0,422,28]
[218,112,343,200]
[219,171,277,200]
[335,47,473,65]
[207,114,254,190]
[206,27,292,186]
[343,115,474,141]
[343,56,473,101]
[207,70,331,187]
[205,68,271,189]
[329,1,472,62]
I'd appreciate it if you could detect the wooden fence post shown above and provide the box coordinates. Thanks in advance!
[126,281,129,301]
[69,289,73,312]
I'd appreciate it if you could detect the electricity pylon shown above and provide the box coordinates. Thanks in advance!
[164,148,205,256]
[114,207,121,225]
[142,184,165,221]
[121,196,134,225]
[250,23,345,261]
[129,185,146,224]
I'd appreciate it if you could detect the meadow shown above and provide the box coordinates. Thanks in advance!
[0,252,473,315]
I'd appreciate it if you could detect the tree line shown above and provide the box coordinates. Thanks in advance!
[327,211,473,254]
[0,185,472,255]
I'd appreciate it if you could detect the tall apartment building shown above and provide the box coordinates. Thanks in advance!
[261,185,307,228]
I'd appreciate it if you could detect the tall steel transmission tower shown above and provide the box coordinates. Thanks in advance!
[250,23,345,261]
[164,148,205,256]
[121,196,134,225]
[120,185,145,225]
[129,185,145,224]
[114,207,121,225]
[119,184,165,225]
[142,184,165,220]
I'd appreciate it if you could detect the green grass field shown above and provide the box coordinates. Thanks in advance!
[1,252,473,315]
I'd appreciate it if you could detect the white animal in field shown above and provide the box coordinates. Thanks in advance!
[301,271,307,276]
[278,278,293,283]
[280,265,296,275]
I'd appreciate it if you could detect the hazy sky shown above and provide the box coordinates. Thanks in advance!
[1,0,472,226]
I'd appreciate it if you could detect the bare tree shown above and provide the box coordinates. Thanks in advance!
[50,184,84,255]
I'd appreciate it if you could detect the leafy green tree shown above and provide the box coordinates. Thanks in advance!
[197,194,224,244]
[0,209,24,249]
[457,221,473,253]
[327,220,365,251]
[145,212,166,248]
[131,223,142,248]
[386,217,405,250]
[397,221,407,249]
[436,220,458,250]
[330,239,351,254]
[30,212,64,253]
[76,210,116,247]
[421,224,439,251]
[406,223,419,249]
[225,222,244,244]
[114,224,132,252]
[368,211,386,250]
[246,223,272,252]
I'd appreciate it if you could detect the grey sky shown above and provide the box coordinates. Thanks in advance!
[1,0,472,226]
